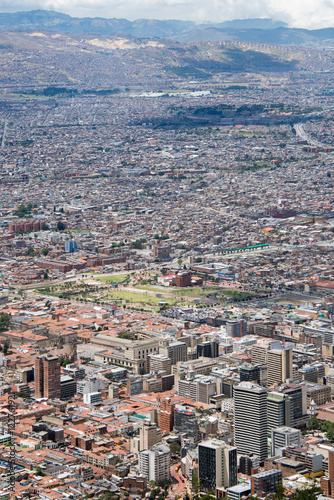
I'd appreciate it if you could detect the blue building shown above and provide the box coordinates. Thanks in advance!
[65,240,77,253]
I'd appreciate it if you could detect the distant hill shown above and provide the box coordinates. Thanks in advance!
[0,10,333,46]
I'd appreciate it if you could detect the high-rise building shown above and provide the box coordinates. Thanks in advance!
[160,341,187,365]
[139,443,170,482]
[197,340,219,358]
[251,470,282,495]
[148,354,171,374]
[65,240,77,253]
[35,355,60,399]
[198,439,237,491]
[267,346,293,386]
[321,448,334,498]
[280,383,307,424]
[234,382,267,462]
[178,375,217,404]
[174,405,200,443]
[139,422,162,451]
[240,364,267,385]
[159,397,175,433]
[271,427,301,457]
[267,392,293,434]
[227,320,247,338]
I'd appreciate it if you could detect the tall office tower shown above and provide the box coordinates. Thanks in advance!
[251,343,270,365]
[198,439,237,491]
[267,346,293,386]
[35,355,44,399]
[174,405,200,443]
[271,427,301,457]
[226,320,247,338]
[35,355,61,399]
[159,397,175,433]
[139,422,162,451]
[267,392,293,434]
[240,364,267,385]
[160,341,187,365]
[197,340,219,358]
[280,383,307,426]
[139,443,170,482]
[234,382,268,463]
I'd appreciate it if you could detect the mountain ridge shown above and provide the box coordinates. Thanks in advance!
[0,10,332,45]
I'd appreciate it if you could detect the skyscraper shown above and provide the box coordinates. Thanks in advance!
[198,439,237,491]
[226,320,247,338]
[267,392,293,434]
[35,355,61,400]
[234,382,267,462]
[139,443,170,482]
[267,346,293,386]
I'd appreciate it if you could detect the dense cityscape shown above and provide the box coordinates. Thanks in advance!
[1,14,334,500]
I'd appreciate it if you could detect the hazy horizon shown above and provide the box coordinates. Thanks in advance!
[0,0,333,30]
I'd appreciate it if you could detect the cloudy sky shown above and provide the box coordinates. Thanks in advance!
[0,0,333,29]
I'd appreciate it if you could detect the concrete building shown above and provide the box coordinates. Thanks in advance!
[227,320,247,338]
[174,405,200,443]
[83,392,102,404]
[148,353,171,374]
[197,340,219,358]
[160,340,187,365]
[267,392,293,434]
[234,382,267,462]
[139,443,171,482]
[271,427,301,457]
[35,355,60,400]
[251,469,282,495]
[198,439,237,491]
[178,375,217,404]
[139,422,162,451]
[159,397,175,433]
[267,346,293,386]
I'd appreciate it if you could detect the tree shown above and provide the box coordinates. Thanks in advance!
[169,441,181,454]
[274,481,285,500]
[0,313,11,332]
[42,247,49,256]
[57,221,66,231]
[307,416,319,430]
[25,246,35,256]
[326,424,334,442]
[191,472,200,495]
[3,341,9,355]
[322,420,332,433]
[35,466,45,477]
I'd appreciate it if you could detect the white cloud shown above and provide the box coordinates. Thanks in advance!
[0,0,333,28]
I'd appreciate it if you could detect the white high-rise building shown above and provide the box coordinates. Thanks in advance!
[271,427,301,457]
[139,443,171,482]
[234,382,267,462]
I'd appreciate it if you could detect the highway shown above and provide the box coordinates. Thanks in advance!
[294,122,330,148]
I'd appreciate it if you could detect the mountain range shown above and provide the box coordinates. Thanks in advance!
[0,10,334,46]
